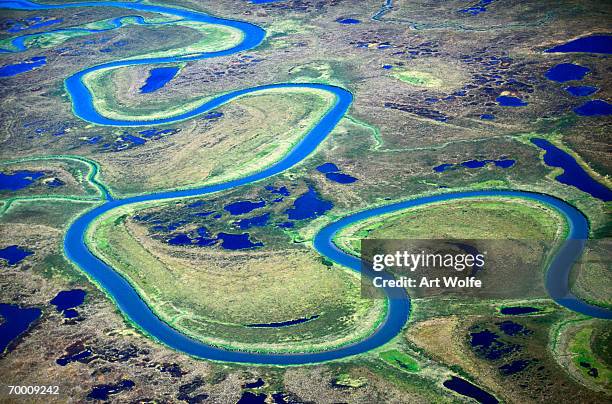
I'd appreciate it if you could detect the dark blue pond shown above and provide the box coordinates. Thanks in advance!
[0,170,44,190]
[544,63,590,82]
[435,159,515,172]
[443,376,498,404]
[499,359,530,376]
[470,329,498,349]
[56,349,92,366]
[201,111,223,119]
[565,85,597,97]
[574,99,612,116]
[247,315,319,328]
[531,138,612,201]
[434,163,454,173]
[316,162,339,173]
[236,213,270,229]
[494,159,515,168]
[140,66,179,93]
[336,18,361,24]
[285,186,333,220]
[480,113,495,120]
[224,200,266,215]
[194,229,217,246]
[545,35,612,54]
[7,16,63,33]
[168,233,192,245]
[470,329,519,360]
[168,228,217,247]
[497,320,531,337]
[0,245,33,265]
[462,160,488,168]
[63,309,79,318]
[458,0,494,15]
[0,303,41,353]
[46,178,64,187]
[0,56,46,77]
[139,128,178,138]
[265,185,290,196]
[217,232,262,250]
[272,392,288,404]
[50,289,86,318]
[87,380,135,401]
[316,162,358,183]
[325,172,358,184]
[496,95,527,107]
[123,134,145,145]
[238,391,267,403]
[500,306,540,315]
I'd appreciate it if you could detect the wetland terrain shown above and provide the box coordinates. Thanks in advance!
[0,0,611,402]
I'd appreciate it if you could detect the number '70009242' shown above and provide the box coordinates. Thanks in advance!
[8,385,59,395]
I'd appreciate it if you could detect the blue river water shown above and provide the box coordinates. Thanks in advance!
[1,15,175,54]
[2,0,609,366]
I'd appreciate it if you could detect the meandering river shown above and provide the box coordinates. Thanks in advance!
[1,0,608,365]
